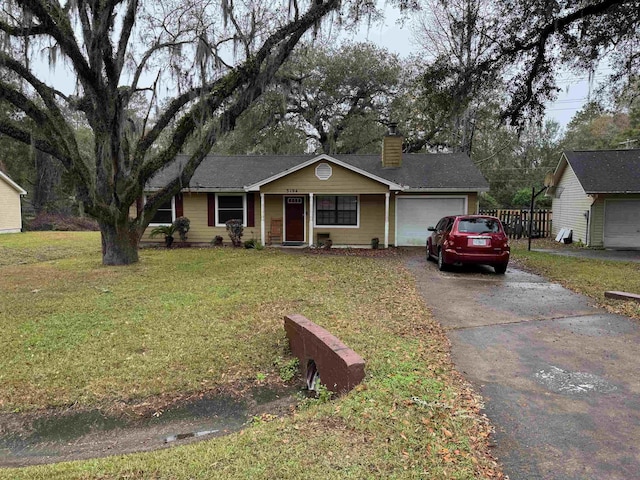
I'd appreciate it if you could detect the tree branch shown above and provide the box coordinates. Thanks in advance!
[500,0,628,123]
[128,0,340,218]
[0,18,48,36]
[0,118,69,163]
[17,0,96,90]
[115,0,138,77]
[135,0,340,164]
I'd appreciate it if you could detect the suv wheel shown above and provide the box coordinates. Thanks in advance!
[437,248,447,271]
[494,263,508,274]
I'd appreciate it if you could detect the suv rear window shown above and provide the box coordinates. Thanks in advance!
[457,218,500,234]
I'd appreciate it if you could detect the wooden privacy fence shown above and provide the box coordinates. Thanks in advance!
[479,209,553,239]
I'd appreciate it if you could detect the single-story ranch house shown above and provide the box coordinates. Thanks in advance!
[547,149,640,248]
[0,170,27,234]
[141,133,489,247]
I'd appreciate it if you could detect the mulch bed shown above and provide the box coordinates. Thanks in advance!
[300,246,414,257]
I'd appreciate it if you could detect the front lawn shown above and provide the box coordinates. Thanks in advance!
[0,233,502,479]
[512,239,640,319]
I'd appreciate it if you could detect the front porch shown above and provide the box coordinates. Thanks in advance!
[258,192,392,248]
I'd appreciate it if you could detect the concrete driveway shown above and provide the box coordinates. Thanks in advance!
[405,253,640,480]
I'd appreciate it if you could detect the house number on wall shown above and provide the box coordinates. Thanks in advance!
[286,189,298,193]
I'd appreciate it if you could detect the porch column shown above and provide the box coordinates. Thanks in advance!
[309,193,314,246]
[260,193,265,245]
[384,192,390,248]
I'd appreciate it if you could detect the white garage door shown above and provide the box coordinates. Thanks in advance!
[396,197,466,246]
[604,200,640,248]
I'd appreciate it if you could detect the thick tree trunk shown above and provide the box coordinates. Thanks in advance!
[100,221,141,265]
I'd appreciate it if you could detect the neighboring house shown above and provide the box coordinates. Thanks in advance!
[547,149,640,248]
[141,132,489,247]
[0,170,27,234]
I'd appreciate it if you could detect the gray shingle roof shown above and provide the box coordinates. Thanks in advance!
[564,149,640,193]
[147,153,489,191]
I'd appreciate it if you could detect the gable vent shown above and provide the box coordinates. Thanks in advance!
[315,163,332,180]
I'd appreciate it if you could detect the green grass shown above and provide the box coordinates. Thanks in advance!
[512,240,640,319]
[0,231,102,266]
[0,232,501,479]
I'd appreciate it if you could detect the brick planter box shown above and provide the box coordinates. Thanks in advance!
[284,314,365,394]
[604,291,640,304]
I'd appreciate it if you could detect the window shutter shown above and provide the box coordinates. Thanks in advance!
[175,194,184,218]
[207,193,216,226]
[247,193,255,227]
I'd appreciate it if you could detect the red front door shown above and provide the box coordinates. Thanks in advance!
[285,196,305,242]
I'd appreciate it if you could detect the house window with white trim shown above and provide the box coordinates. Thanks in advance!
[149,197,175,225]
[316,195,358,226]
[217,194,245,225]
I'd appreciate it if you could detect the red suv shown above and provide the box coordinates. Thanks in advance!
[427,215,510,274]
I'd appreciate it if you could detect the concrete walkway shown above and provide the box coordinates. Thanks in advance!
[405,253,640,480]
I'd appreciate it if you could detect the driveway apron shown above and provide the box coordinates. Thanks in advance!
[405,253,640,480]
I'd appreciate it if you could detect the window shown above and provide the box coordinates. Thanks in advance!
[217,194,245,225]
[149,198,174,225]
[457,217,500,234]
[316,195,358,226]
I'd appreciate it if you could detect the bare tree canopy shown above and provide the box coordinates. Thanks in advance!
[0,0,373,264]
[495,0,640,124]
[410,0,640,129]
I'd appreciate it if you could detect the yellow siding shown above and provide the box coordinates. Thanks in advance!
[260,161,389,194]
[139,185,480,248]
[0,178,23,233]
[142,193,262,245]
[467,193,478,214]
[312,194,386,245]
[590,197,605,247]
[264,195,284,244]
[551,163,593,244]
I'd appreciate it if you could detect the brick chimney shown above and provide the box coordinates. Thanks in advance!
[382,122,403,168]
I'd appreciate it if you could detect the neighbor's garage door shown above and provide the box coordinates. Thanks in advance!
[396,197,466,246]
[604,200,640,248]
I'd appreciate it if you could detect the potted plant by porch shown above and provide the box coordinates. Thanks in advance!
[150,224,178,248]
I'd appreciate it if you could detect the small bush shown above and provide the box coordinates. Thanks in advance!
[211,235,224,246]
[225,219,244,247]
[274,357,299,382]
[244,238,263,250]
[173,216,190,242]
[27,213,99,231]
[149,224,178,248]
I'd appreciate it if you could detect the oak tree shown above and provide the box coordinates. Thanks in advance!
[0,0,351,264]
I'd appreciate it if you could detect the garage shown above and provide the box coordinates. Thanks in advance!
[604,200,640,249]
[396,196,467,246]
